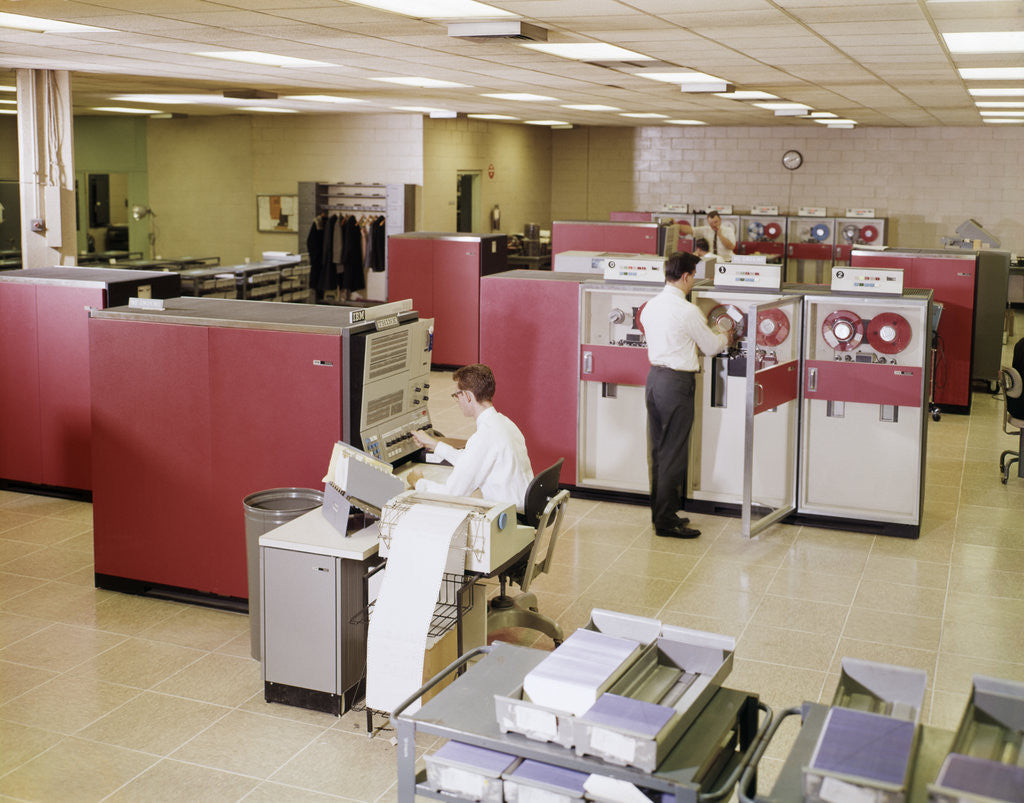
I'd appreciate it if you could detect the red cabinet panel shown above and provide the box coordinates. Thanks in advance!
[480,275,580,483]
[36,286,105,489]
[90,320,215,592]
[432,240,481,366]
[552,222,659,256]
[207,329,344,598]
[0,284,42,483]
[387,236,434,317]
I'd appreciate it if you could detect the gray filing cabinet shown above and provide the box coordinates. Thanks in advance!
[260,508,381,715]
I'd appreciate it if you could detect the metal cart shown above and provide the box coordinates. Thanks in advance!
[392,642,772,803]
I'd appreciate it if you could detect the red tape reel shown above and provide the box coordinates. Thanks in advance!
[757,307,790,347]
[866,312,912,354]
[860,224,879,243]
[764,222,782,240]
[708,304,746,338]
[822,310,864,351]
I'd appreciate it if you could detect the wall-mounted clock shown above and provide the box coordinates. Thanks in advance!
[782,149,804,170]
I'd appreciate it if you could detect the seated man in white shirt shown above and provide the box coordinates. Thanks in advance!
[693,211,736,262]
[407,364,534,512]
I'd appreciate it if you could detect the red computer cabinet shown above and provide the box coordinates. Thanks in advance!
[551,221,660,256]
[480,271,582,483]
[0,267,180,491]
[851,249,976,411]
[90,303,347,600]
[388,233,506,367]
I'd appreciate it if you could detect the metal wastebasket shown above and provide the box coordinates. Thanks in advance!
[243,487,323,660]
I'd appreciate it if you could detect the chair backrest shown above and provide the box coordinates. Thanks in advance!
[1002,366,1023,400]
[522,458,564,529]
[519,489,571,595]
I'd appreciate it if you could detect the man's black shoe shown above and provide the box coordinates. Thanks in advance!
[655,524,701,539]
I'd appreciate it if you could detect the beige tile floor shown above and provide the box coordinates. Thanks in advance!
[1,327,1022,801]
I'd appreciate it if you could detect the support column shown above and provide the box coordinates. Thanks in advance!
[17,68,77,268]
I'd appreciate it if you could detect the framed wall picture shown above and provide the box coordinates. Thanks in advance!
[257,194,299,232]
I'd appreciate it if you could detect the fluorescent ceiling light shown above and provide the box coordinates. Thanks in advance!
[92,106,162,114]
[620,112,668,118]
[521,43,652,61]
[394,105,452,113]
[372,76,469,88]
[815,118,857,125]
[980,109,1024,116]
[0,86,14,93]
[984,118,1024,123]
[969,87,1024,97]
[827,123,855,129]
[562,104,622,111]
[194,51,332,68]
[345,0,514,18]
[945,32,1024,53]
[240,106,297,113]
[429,111,457,118]
[715,90,777,100]
[774,108,810,117]
[754,102,811,110]
[467,113,518,120]
[975,101,1024,108]
[282,95,366,104]
[635,70,721,84]
[960,67,1024,80]
[808,112,838,118]
[667,119,707,125]
[0,11,109,32]
[0,109,16,115]
[524,120,569,126]
[482,93,557,102]
[0,99,15,105]
[111,93,241,105]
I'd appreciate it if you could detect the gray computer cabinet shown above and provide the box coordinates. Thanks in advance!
[261,544,371,715]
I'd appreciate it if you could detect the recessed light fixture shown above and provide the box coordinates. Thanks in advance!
[984,118,1024,124]
[521,43,652,61]
[0,109,16,116]
[239,106,297,113]
[482,93,557,102]
[193,51,333,68]
[826,123,855,129]
[714,91,777,100]
[808,112,838,118]
[467,113,519,120]
[524,120,569,126]
[111,93,234,105]
[429,111,457,118]
[635,70,718,83]
[969,88,1024,97]
[620,112,669,119]
[345,0,514,18]
[394,106,453,113]
[754,102,812,111]
[372,76,470,88]
[815,118,857,124]
[979,109,1024,116]
[562,104,622,112]
[945,32,1024,53]
[0,86,14,93]
[91,107,163,114]
[0,11,109,32]
[282,95,367,104]
[666,119,707,125]
[960,67,1024,80]
[975,101,1024,108]
[0,99,15,106]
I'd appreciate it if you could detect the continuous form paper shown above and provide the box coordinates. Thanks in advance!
[366,503,469,715]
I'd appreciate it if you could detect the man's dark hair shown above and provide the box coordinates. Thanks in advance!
[454,363,496,402]
[664,251,701,282]
[707,210,721,221]
[694,237,710,252]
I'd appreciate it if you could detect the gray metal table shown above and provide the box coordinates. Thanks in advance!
[394,642,766,803]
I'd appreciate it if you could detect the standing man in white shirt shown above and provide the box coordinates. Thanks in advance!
[641,252,733,538]
[693,211,736,262]
[408,364,534,512]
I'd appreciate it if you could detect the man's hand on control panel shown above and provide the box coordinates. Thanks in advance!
[412,429,438,451]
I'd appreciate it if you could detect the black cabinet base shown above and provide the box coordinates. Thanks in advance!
[264,681,364,716]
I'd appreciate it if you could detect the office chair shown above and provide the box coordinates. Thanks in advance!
[488,459,570,646]
[999,366,1023,484]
